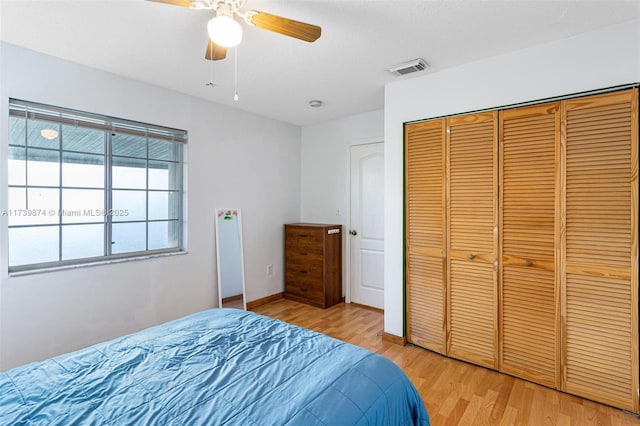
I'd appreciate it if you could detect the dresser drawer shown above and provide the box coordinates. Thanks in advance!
[286,227,323,248]
[285,250,323,265]
[286,226,323,240]
[286,261,322,280]
[285,280,323,304]
[285,241,323,258]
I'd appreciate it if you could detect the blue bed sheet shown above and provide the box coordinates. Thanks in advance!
[0,308,429,425]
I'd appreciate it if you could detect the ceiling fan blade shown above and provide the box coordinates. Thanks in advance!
[205,40,227,61]
[247,11,321,42]
[147,0,194,7]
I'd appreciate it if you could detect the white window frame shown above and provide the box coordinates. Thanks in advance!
[7,99,186,273]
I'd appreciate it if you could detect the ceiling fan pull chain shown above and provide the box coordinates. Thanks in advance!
[234,46,239,101]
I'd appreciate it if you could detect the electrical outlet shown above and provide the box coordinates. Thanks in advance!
[267,264,273,276]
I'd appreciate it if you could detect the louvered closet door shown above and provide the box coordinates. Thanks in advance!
[500,103,560,388]
[405,119,446,354]
[562,89,639,412]
[447,112,498,368]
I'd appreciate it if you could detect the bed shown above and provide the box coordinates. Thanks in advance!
[0,308,430,425]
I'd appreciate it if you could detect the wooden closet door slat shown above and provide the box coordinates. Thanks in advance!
[405,119,446,354]
[499,103,560,388]
[562,89,638,412]
[447,112,498,368]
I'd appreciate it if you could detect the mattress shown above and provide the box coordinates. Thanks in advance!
[0,308,430,425]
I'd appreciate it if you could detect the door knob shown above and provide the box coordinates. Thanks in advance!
[350,230,357,236]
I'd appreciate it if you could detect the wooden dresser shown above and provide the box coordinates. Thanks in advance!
[284,223,342,308]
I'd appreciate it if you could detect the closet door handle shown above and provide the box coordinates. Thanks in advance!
[524,260,533,267]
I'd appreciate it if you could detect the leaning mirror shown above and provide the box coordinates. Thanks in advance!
[214,208,246,310]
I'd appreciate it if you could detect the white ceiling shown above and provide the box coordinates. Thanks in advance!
[1,1,638,126]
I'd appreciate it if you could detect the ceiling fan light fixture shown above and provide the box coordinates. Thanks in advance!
[207,15,243,48]
[40,128,59,140]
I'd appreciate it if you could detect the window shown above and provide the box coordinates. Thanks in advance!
[7,100,186,273]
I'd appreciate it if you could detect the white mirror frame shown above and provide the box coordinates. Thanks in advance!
[214,208,247,310]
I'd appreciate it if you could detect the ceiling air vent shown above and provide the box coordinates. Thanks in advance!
[387,58,428,77]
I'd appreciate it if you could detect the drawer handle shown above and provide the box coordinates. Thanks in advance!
[301,287,308,292]
[299,270,308,274]
[299,252,308,256]
[524,260,533,267]
[468,253,476,260]
[299,234,308,238]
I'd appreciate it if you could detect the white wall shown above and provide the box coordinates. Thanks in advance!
[0,42,301,370]
[300,110,383,295]
[384,20,640,337]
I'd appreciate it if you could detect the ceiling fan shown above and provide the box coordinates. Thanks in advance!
[148,0,322,61]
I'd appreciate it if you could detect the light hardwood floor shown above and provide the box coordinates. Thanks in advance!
[221,297,244,309]
[252,299,640,426]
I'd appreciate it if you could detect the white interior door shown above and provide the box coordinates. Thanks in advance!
[350,142,384,309]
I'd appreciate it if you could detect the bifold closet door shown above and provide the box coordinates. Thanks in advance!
[405,119,447,354]
[499,103,560,388]
[562,89,639,412]
[446,112,498,368]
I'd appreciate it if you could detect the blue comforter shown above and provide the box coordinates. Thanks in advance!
[0,308,429,425]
